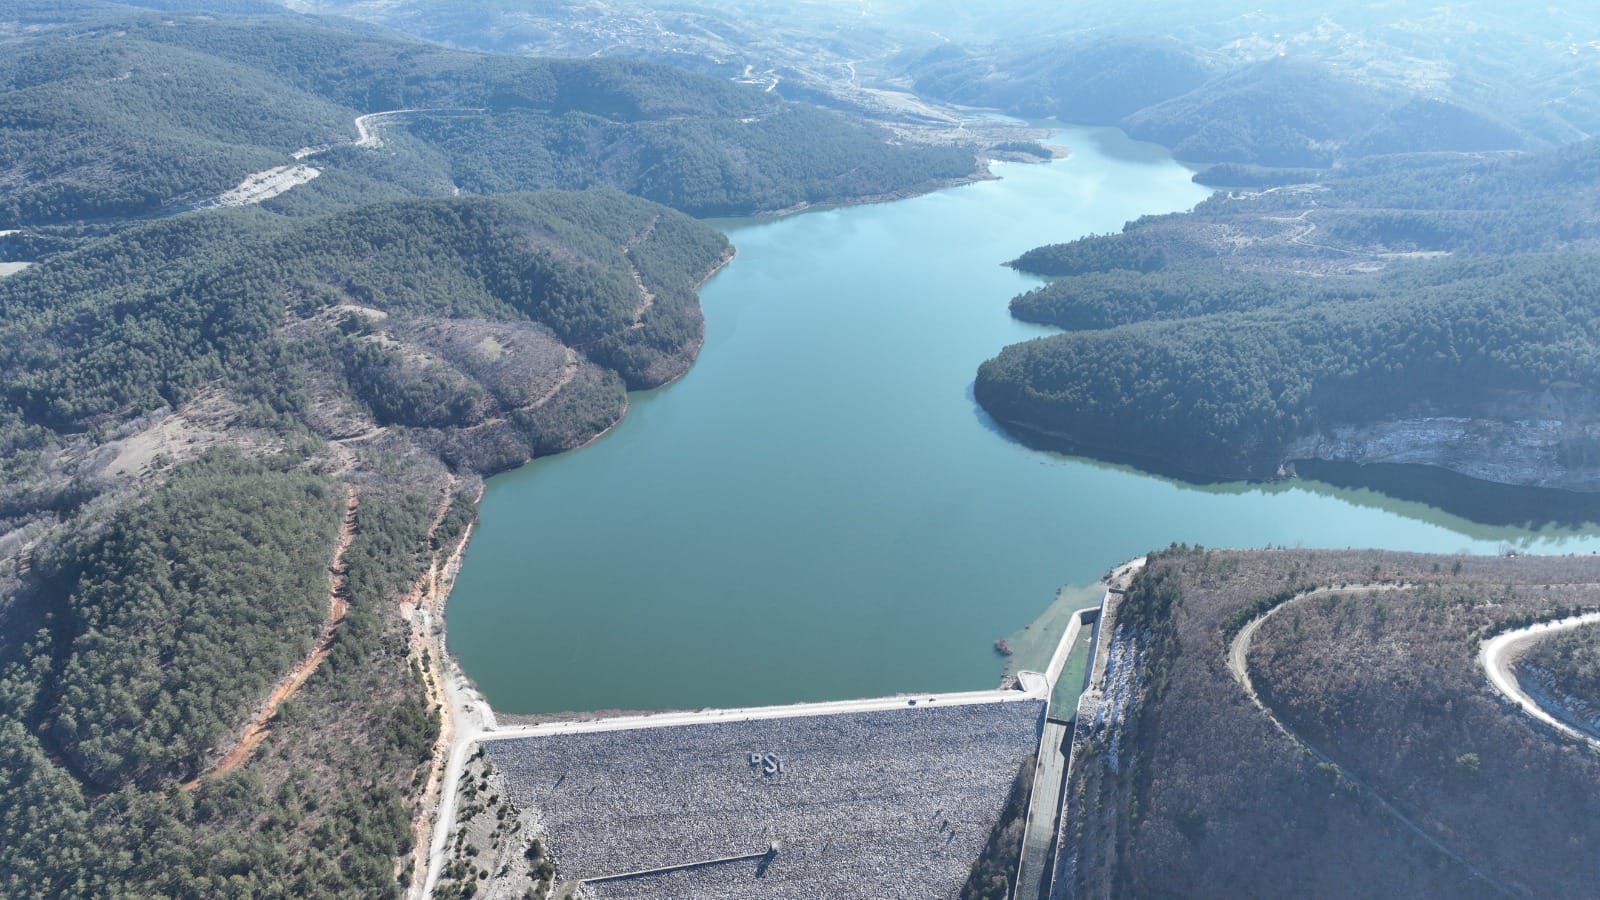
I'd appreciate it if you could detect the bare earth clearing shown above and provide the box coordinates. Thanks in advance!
[199,107,487,211]
[197,163,321,209]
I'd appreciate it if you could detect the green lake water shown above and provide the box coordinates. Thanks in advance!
[447,125,1600,715]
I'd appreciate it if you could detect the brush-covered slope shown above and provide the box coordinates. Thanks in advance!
[1065,548,1600,899]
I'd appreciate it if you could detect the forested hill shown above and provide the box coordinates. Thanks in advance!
[289,0,1600,171]
[980,253,1600,481]
[908,44,1528,168]
[0,6,978,228]
[0,2,859,892]
[2,189,730,482]
[976,140,1600,489]
[0,187,729,895]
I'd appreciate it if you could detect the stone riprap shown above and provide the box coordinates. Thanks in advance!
[482,700,1045,899]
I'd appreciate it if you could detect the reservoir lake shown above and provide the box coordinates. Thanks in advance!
[447,125,1600,715]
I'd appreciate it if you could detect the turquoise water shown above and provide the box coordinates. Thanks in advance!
[447,125,1600,715]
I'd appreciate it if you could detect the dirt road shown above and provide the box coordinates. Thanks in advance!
[1227,583,1519,897]
[347,107,486,151]
[183,488,358,788]
[201,107,487,211]
[624,214,661,328]
[1481,611,1600,750]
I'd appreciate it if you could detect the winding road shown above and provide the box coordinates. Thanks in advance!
[200,107,489,211]
[1227,584,1521,898]
[290,107,487,160]
[346,107,487,151]
[1224,586,1600,895]
[1481,611,1600,750]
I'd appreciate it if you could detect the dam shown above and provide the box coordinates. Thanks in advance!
[424,570,1123,899]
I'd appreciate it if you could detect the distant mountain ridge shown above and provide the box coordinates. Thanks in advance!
[283,0,1600,169]
[0,4,979,229]
[904,1,1600,167]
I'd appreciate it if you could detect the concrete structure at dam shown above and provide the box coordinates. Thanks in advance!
[422,563,1140,899]
[486,699,1046,898]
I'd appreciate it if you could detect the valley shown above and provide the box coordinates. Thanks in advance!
[2,3,1599,899]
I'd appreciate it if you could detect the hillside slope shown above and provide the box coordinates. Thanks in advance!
[0,188,730,896]
[0,7,978,229]
[298,0,1600,169]
[1518,623,1600,737]
[1064,548,1600,899]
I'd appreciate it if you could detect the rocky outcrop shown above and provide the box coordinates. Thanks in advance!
[1286,415,1600,491]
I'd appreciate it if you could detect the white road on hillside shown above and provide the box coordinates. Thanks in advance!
[1481,610,1600,750]
[207,107,489,214]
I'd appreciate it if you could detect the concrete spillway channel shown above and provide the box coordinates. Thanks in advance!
[1012,608,1107,900]
[1014,719,1074,897]
[1014,558,1141,900]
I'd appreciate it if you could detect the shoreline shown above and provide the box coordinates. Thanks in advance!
[694,245,738,289]
[982,407,1600,502]
[626,243,738,391]
[490,244,739,468]
[562,247,738,455]
[408,482,493,899]
[411,243,738,895]
[752,167,1000,220]
[412,150,1106,891]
